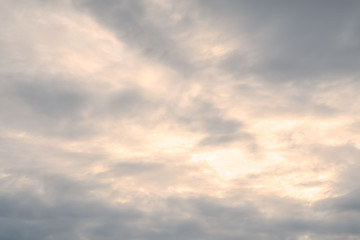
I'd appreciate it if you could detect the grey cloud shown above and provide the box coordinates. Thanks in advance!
[105,88,157,119]
[72,0,194,75]
[309,143,360,224]
[174,99,253,147]
[110,161,163,176]
[0,149,143,239]
[309,144,360,192]
[0,191,142,240]
[315,189,360,213]
[2,155,360,240]
[10,79,83,118]
[151,195,360,240]
[0,75,95,139]
[197,0,360,81]
[0,74,165,140]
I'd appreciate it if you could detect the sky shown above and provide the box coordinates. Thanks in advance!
[1,0,360,239]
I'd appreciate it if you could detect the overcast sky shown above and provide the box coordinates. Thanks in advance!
[1,0,360,239]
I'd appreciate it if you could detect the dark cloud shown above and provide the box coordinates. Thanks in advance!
[0,75,94,139]
[71,0,195,75]
[1,154,360,240]
[10,79,83,118]
[315,189,360,213]
[0,191,142,240]
[174,99,253,147]
[197,0,360,81]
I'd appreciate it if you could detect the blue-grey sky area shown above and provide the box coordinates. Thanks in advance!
[1,0,360,239]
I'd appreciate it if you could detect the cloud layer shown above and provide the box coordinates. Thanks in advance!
[2,0,360,239]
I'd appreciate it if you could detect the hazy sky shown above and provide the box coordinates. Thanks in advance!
[2,0,360,239]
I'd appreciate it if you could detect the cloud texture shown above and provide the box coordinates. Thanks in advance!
[2,0,360,239]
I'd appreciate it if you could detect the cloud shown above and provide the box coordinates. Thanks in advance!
[194,0,360,81]
[72,0,195,75]
[2,0,360,239]
[0,75,94,139]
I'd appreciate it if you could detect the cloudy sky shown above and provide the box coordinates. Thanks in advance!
[2,0,360,239]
